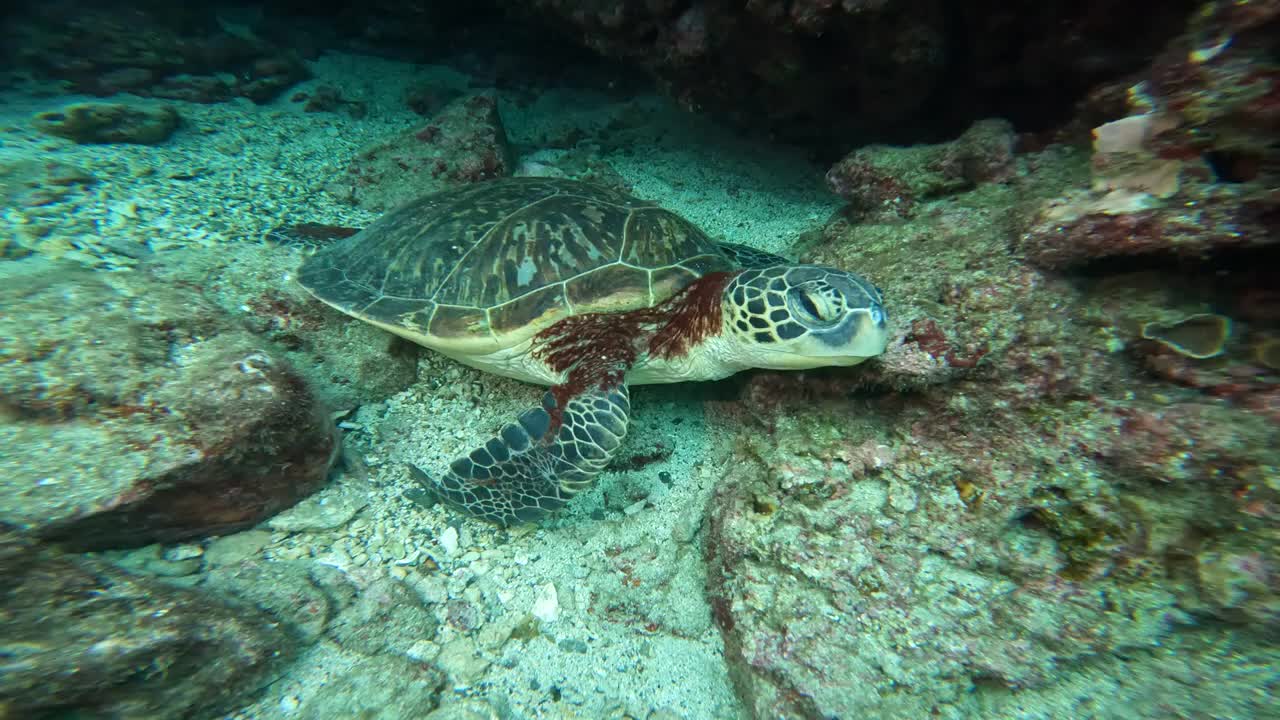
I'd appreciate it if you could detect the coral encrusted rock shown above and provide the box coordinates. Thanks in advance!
[825,118,1017,219]
[1019,1,1280,269]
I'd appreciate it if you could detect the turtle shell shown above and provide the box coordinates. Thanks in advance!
[296,177,735,354]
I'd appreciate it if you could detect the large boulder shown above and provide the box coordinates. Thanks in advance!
[32,102,180,145]
[0,264,336,550]
[327,93,515,211]
[0,529,297,719]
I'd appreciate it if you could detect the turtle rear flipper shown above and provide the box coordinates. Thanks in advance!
[412,384,630,526]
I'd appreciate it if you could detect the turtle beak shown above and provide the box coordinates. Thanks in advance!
[851,303,891,358]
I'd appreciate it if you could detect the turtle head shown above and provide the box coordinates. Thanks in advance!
[721,266,890,370]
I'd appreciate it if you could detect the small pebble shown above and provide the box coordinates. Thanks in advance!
[440,526,460,555]
[532,582,559,623]
[143,557,203,577]
[163,543,204,562]
[204,530,272,566]
[407,639,441,663]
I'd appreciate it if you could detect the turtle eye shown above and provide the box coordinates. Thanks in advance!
[869,303,886,326]
[789,288,839,325]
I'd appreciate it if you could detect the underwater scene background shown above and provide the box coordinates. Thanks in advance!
[0,1,1276,718]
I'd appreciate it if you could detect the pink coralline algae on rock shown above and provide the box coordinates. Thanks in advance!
[1018,182,1277,269]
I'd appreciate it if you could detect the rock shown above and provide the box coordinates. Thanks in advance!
[702,438,1183,718]
[589,537,711,638]
[296,83,368,118]
[0,159,98,260]
[1097,403,1279,487]
[824,118,1015,219]
[435,636,491,689]
[1019,4,1280,270]
[145,555,204,577]
[97,67,156,93]
[0,266,336,550]
[0,523,41,579]
[425,700,501,720]
[297,654,444,720]
[7,5,308,103]
[531,581,559,623]
[156,242,419,413]
[239,56,311,103]
[151,73,235,103]
[328,93,515,211]
[204,560,333,642]
[267,481,369,533]
[405,81,463,116]
[1017,184,1277,269]
[307,561,360,606]
[204,529,274,566]
[326,577,440,656]
[0,158,97,210]
[439,525,460,555]
[0,541,295,719]
[1186,541,1277,625]
[494,1,1187,146]
[702,132,1280,717]
[164,543,204,561]
[32,102,179,145]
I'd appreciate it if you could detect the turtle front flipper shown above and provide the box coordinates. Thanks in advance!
[265,223,361,247]
[411,384,631,526]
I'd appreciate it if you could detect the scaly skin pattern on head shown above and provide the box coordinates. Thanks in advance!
[720,265,888,369]
[414,264,888,526]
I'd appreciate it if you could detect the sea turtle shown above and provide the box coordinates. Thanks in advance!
[296,177,889,525]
